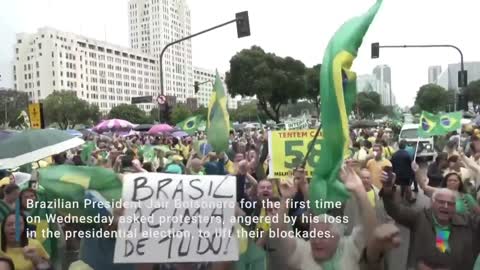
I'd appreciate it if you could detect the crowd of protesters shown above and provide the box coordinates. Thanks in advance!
[0,125,480,269]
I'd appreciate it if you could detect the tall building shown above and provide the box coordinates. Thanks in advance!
[357,74,395,106]
[435,62,480,90]
[128,0,193,103]
[428,65,442,84]
[372,65,393,106]
[193,67,237,110]
[14,27,159,113]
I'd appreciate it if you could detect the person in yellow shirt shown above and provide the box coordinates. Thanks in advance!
[0,213,51,270]
[366,144,392,189]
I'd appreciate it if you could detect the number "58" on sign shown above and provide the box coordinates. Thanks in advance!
[284,140,321,169]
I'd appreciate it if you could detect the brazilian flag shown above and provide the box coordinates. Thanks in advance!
[439,112,462,131]
[38,165,122,221]
[137,144,156,163]
[207,71,230,153]
[310,0,383,215]
[418,111,461,137]
[176,115,203,135]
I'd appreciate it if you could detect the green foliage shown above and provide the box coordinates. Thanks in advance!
[464,79,480,104]
[305,64,321,115]
[192,106,208,119]
[109,104,149,124]
[414,84,448,113]
[150,108,160,123]
[170,103,191,124]
[43,90,99,129]
[0,90,29,128]
[226,46,306,123]
[356,91,382,117]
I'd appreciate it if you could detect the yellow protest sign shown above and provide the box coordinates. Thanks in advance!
[268,129,322,178]
[28,103,42,129]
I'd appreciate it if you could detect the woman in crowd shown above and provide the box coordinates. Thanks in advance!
[0,213,51,270]
[418,168,480,215]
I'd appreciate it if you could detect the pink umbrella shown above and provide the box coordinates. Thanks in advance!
[148,124,175,135]
[93,119,136,133]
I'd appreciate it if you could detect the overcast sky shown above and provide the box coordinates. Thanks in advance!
[1,0,479,107]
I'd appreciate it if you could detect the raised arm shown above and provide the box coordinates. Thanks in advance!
[415,164,436,198]
[339,163,377,246]
[380,172,418,228]
[268,179,298,262]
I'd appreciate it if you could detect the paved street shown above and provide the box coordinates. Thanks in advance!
[387,186,431,270]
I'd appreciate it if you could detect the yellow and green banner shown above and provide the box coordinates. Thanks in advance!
[268,129,322,178]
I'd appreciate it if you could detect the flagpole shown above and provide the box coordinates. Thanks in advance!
[301,123,322,168]
[413,138,420,161]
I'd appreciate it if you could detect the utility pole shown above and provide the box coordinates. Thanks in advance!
[158,11,250,123]
[372,43,466,111]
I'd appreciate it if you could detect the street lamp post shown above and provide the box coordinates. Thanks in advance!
[158,11,250,123]
[371,43,466,111]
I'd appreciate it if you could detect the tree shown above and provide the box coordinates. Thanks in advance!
[192,106,208,119]
[0,90,29,128]
[305,64,321,115]
[355,91,383,118]
[43,91,99,129]
[414,84,448,113]
[170,103,192,124]
[109,104,148,124]
[226,46,306,123]
[230,103,259,122]
[464,79,480,104]
[150,108,160,122]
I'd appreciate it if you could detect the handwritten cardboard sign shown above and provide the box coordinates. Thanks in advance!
[114,173,238,263]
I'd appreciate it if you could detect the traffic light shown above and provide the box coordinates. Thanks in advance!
[194,81,199,94]
[371,42,380,59]
[458,70,468,88]
[235,11,250,38]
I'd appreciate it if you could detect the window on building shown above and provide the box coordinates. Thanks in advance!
[53,81,55,86]
[61,80,63,86]
[37,81,40,87]
[36,71,40,77]
[37,90,41,97]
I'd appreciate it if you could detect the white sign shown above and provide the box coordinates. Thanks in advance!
[157,95,166,104]
[114,173,238,263]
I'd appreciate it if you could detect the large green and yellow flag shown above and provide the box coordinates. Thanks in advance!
[310,0,383,215]
[176,115,203,135]
[38,165,122,221]
[207,71,230,153]
[418,111,462,137]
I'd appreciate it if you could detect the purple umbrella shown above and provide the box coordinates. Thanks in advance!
[148,124,175,135]
[93,119,135,133]
[171,131,188,138]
